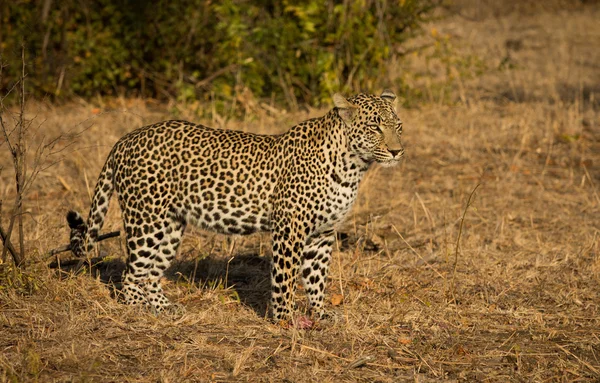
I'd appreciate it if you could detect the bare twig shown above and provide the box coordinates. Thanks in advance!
[450,183,481,304]
[47,253,110,270]
[46,230,121,258]
[195,63,239,88]
[346,355,375,369]
[17,44,26,262]
[0,47,25,266]
[0,224,19,263]
[555,343,600,375]
[392,224,445,279]
[1,44,81,267]
[300,344,351,361]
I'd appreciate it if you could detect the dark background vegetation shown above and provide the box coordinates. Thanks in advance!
[1,0,436,107]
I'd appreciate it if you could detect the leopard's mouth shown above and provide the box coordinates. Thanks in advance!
[376,151,404,167]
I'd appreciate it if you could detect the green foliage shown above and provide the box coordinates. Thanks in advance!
[1,0,438,107]
[0,264,40,295]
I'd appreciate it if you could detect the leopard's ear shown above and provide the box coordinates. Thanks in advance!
[333,93,357,123]
[380,89,396,103]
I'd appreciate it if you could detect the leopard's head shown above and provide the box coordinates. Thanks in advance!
[334,90,404,167]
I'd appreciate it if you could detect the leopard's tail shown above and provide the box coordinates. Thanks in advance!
[66,151,116,257]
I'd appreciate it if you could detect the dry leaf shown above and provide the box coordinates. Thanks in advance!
[331,293,344,306]
[455,345,469,356]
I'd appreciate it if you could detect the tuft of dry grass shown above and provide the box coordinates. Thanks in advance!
[1,2,600,382]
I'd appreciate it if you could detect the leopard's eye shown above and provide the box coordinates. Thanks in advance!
[397,123,403,133]
[368,125,382,134]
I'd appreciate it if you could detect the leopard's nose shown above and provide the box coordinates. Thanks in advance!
[389,149,403,157]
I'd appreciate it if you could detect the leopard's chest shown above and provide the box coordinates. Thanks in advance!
[310,154,368,233]
[314,179,360,233]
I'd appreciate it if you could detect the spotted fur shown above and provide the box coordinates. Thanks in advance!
[67,91,404,320]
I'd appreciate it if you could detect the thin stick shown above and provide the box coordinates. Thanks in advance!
[17,43,26,263]
[450,183,480,304]
[0,52,24,266]
[392,224,445,280]
[46,231,121,258]
[48,253,109,269]
[0,224,18,262]
[555,343,600,375]
[300,344,351,361]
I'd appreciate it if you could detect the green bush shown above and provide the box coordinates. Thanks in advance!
[1,0,438,107]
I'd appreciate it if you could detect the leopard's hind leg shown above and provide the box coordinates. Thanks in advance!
[144,217,185,313]
[120,212,185,313]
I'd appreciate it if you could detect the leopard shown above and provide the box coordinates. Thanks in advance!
[66,90,404,321]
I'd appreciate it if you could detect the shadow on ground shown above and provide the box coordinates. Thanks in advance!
[46,231,370,317]
[48,250,273,317]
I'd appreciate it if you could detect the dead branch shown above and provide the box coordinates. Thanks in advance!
[0,47,25,266]
[449,183,481,304]
[0,224,19,263]
[46,230,121,258]
[48,253,110,270]
[17,43,26,263]
[1,44,82,267]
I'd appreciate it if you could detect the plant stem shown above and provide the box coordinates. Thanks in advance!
[450,183,480,304]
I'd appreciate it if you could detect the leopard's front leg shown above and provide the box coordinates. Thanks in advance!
[270,214,307,321]
[301,230,336,319]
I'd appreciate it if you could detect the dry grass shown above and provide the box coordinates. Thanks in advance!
[1,2,600,382]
